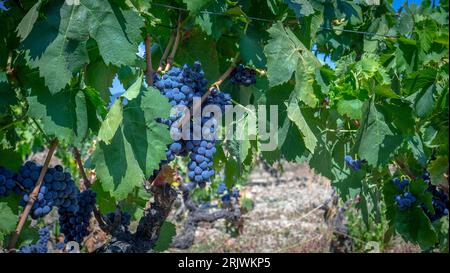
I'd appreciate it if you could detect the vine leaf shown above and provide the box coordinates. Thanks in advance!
[91,88,172,200]
[336,99,363,120]
[428,156,448,186]
[98,99,123,144]
[413,84,436,118]
[153,221,176,252]
[285,0,314,18]
[21,0,143,94]
[123,75,143,101]
[84,54,118,103]
[395,207,437,250]
[0,72,16,116]
[0,202,17,235]
[353,99,403,167]
[0,149,23,171]
[183,0,211,13]
[239,25,267,68]
[264,22,302,87]
[264,22,321,101]
[27,88,89,145]
[286,99,317,153]
[16,0,42,41]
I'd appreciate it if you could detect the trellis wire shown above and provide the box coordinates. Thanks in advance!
[151,2,398,38]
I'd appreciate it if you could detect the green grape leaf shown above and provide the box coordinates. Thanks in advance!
[264,23,301,87]
[395,207,437,250]
[286,99,317,153]
[239,25,267,68]
[153,221,176,252]
[285,0,314,18]
[122,75,143,101]
[183,0,211,13]
[176,29,220,83]
[0,149,23,171]
[409,179,434,214]
[336,99,363,120]
[294,67,318,107]
[90,181,117,214]
[195,1,232,41]
[413,84,436,118]
[27,88,89,145]
[21,0,143,94]
[264,22,321,88]
[428,156,448,186]
[98,99,123,144]
[84,59,117,103]
[91,88,172,199]
[333,170,365,201]
[353,99,403,167]
[0,202,17,234]
[16,0,42,41]
[224,158,238,189]
[0,73,17,115]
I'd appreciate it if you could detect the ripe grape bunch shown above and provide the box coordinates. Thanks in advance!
[0,167,15,197]
[58,189,97,243]
[106,211,131,229]
[344,155,365,171]
[217,182,240,204]
[421,170,449,221]
[19,226,50,253]
[154,62,207,163]
[154,61,232,188]
[15,162,80,220]
[230,64,257,86]
[392,177,417,210]
[395,192,417,210]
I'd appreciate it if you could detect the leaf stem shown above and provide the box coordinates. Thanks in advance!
[8,139,59,251]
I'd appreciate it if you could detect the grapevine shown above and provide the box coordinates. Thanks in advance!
[0,0,448,255]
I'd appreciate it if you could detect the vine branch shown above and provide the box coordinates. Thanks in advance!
[395,158,416,179]
[8,139,59,250]
[157,31,176,72]
[163,15,182,72]
[145,34,154,86]
[171,184,241,249]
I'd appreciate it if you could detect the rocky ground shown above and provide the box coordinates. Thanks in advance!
[168,162,420,253]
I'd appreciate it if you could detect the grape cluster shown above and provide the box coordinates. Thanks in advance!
[186,139,216,188]
[392,177,409,190]
[18,226,50,253]
[230,64,256,86]
[106,211,131,228]
[152,61,232,189]
[58,189,96,243]
[344,155,365,171]
[184,87,231,188]
[395,192,417,210]
[15,162,79,220]
[216,182,240,203]
[208,88,232,112]
[0,167,15,197]
[154,62,207,163]
[422,170,449,221]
